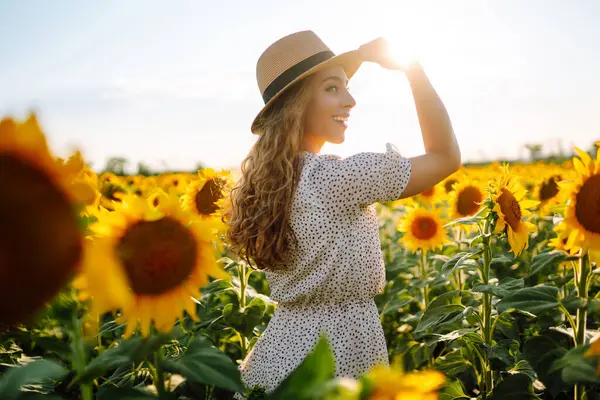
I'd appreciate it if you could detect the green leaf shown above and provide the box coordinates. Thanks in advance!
[561,294,587,314]
[434,350,473,377]
[496,286,560,316]
[507,360,537,382]
[266,334,335,400]
[75,333,172,384]
[382,296,415,315]
[160,337,245,393]
[528,250,578,277]
[489,340,520,369]
[488,373,541,400]
[414,305,469,334]
[415,291,478,334]
[441,250,483,276]
[0,360,68,400]
[200,279,235,296]
[17,395,65,400]
[472,277,524,299]
[97,387,159,400]
[444,213,485,227]
[222,297,267,337]
[438,379,471,400]
[522,336,567,398]
[425,328,479,346]
[491,255,514,265]
[493,313,519,340]
[549,345,600,385]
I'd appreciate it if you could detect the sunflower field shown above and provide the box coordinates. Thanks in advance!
[2,113,600,400]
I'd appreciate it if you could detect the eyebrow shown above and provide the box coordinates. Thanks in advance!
[322,76,348,85]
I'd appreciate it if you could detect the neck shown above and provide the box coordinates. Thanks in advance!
[300,135,325,154]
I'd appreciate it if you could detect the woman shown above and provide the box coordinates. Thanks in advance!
[225,30,460,395]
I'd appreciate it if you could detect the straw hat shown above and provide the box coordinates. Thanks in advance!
[251,30,363,134]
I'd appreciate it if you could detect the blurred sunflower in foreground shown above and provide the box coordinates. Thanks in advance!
[486,164,539,256]
[362,365,445,400]
[0,114,95,325]
[74,189,228,337]
[397,206,448,254]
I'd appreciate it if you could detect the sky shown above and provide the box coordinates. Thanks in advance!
[1,0,599,173]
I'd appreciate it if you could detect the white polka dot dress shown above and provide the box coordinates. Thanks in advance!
[235,143,412,397]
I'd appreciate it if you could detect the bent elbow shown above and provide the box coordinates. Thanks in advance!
[446,151,462,174]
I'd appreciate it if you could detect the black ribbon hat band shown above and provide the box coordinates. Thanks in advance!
[261,50,335,104]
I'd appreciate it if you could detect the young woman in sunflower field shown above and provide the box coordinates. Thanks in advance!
[225,30,461,395]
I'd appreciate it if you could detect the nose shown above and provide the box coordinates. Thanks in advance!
[343,88,356,110]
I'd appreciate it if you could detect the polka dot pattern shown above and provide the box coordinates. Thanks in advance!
[234,143,412,396]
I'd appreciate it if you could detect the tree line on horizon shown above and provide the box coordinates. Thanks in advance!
[96,140,599,176]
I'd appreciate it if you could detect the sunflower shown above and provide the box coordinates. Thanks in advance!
[535,173,568,216]
[560,147,600,255]
[75,190,228,337]
[487,164,539,256]
[448,179,485,220]
[397,206,448,254]
[0,114,89,325]
[549,222,570,252]
[585,336,600,375]
[182,168,234,221]
[363,364,445,400]
[416,184,441,206]
[99,180,127,211]
[158,173,190,195]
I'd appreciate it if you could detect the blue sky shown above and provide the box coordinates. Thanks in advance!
[1,0,599,172]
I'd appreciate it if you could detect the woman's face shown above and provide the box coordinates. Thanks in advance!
[303,66,356,147]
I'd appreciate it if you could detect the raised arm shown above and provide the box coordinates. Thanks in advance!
[358,37,462,199]
[399,64,461,198]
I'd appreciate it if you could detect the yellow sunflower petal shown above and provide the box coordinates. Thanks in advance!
[573,158,588,176]
[574,147,593,170]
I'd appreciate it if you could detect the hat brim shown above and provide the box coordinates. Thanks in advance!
[251,49,363,134]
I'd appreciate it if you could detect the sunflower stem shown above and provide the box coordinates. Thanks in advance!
[153,347,167,396]
[575,251,591,400]
[453,226,463,290]
[480,227,494,399]
[70,316,93,400]
[419,249,430,309]
[237,261,250,358]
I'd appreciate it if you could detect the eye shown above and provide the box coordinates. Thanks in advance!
[326,85,338,93]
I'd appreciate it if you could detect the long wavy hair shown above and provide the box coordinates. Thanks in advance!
[224,76,315,271]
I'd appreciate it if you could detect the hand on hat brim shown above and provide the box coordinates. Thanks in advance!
[358,37,411,71]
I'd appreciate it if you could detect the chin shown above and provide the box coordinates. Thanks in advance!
[328,136,345,145]
[326,131,345,145]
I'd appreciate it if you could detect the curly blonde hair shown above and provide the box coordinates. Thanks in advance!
[224,76,315,271]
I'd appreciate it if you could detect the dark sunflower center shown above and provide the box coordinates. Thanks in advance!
[457,186,483,217]
[411,216,438,240]
[116,217,197,295]
[195,178,225,216]
[498,188,522,231]
[102,183,125,202]
[575,174,600,234]
[539,177,560,201]
[444,179,458,193]
[420,187,435,198]
[0,154,82,325]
